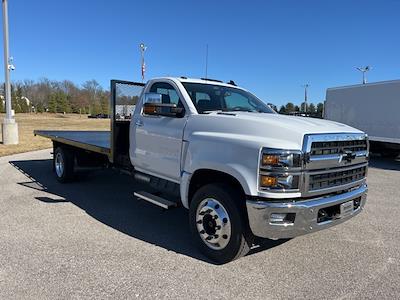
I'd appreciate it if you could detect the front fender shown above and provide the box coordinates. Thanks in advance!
[180,136,260,208]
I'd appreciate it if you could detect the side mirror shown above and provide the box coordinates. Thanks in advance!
[144,92,162,104]
[143,93,184,117]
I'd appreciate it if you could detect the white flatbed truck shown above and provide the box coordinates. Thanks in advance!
[35,78,369,263]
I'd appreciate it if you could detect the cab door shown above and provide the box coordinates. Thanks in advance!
[131,81,188,182]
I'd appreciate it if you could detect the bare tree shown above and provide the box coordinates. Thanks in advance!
[82,80,103,115]
[1,78,110,115]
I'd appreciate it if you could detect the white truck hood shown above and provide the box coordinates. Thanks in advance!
[185,112,364,150]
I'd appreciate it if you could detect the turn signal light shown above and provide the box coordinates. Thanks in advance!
[144,104,157,115]
[262,154,280,166]
[260,175,277,187]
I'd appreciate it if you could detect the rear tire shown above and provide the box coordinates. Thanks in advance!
[189,184,252,264]
[54,146,75,183]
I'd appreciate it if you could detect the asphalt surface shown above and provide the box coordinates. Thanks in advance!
[1,149,399,299]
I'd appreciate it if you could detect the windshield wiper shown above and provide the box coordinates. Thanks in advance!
[223,108,262,113]
[200,110,224,114]
[201,108,264,114]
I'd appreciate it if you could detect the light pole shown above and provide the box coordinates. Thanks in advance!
[139,43,147,83]
[205,44,208,79]
[1,0,18,145]
[356,66,370,84]
[302,84,310,114]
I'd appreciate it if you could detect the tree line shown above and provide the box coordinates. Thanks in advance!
[268,102,324,118]
[0,78,109,115]
[0,78,324,118]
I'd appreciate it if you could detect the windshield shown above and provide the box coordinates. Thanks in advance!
[182,82,275,114]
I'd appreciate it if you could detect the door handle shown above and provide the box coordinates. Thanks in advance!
[135,120,143,127]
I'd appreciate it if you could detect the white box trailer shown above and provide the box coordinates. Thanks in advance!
[325,80,400,157]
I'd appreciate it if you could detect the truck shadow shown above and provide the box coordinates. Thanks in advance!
[9,159,288,265]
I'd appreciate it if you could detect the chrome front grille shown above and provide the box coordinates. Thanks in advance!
[310,140,368,156]
[257,133,369,197]
[302,133,369,196]
[309,165,367,191]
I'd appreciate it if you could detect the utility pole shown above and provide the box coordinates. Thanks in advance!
[356,66,371,84]
[302,84,310,114]
[139,43,147,83]
[205,44,208,79]
[1,0,18,145]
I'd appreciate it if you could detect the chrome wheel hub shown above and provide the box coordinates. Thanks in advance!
[55,152,64,178]
[196,198,231,250]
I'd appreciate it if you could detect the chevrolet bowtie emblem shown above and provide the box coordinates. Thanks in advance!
[341,150,356,163]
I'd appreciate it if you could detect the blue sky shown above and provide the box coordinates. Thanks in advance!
[1,0,400,106]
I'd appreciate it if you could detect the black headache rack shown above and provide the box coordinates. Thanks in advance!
[34,80,145,169]
[110,80,145,167]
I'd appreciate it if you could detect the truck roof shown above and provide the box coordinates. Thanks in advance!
[151,77,242,89]
[327,79,400,91]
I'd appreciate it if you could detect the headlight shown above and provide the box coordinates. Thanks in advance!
[261,149,302,170]
[259,148,303,192]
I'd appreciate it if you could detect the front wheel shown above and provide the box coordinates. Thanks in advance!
[189,184,252,264]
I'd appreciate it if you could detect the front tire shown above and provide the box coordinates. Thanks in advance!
[54,146,74,183]
[189,184,252,264]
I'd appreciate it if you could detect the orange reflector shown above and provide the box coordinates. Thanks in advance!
[260,175,278,187]
[144,104,157,115]
[262,154,280,166]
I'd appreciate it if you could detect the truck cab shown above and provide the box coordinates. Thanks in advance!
[130,77,368,262]
[36,77,369,263]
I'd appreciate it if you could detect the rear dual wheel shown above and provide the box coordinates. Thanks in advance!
[189,184,252,264]
[54,146,75,183]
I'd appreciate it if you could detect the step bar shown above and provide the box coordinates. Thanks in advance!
[134,191,177,209]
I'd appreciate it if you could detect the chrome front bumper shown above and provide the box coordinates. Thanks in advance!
[246,184,368,239]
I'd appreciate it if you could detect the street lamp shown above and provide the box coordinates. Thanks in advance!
[356,66,371,84]
[1,0,18,145]
[139,43,147,82]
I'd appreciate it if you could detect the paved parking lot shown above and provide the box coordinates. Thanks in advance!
[1,149,399,299]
